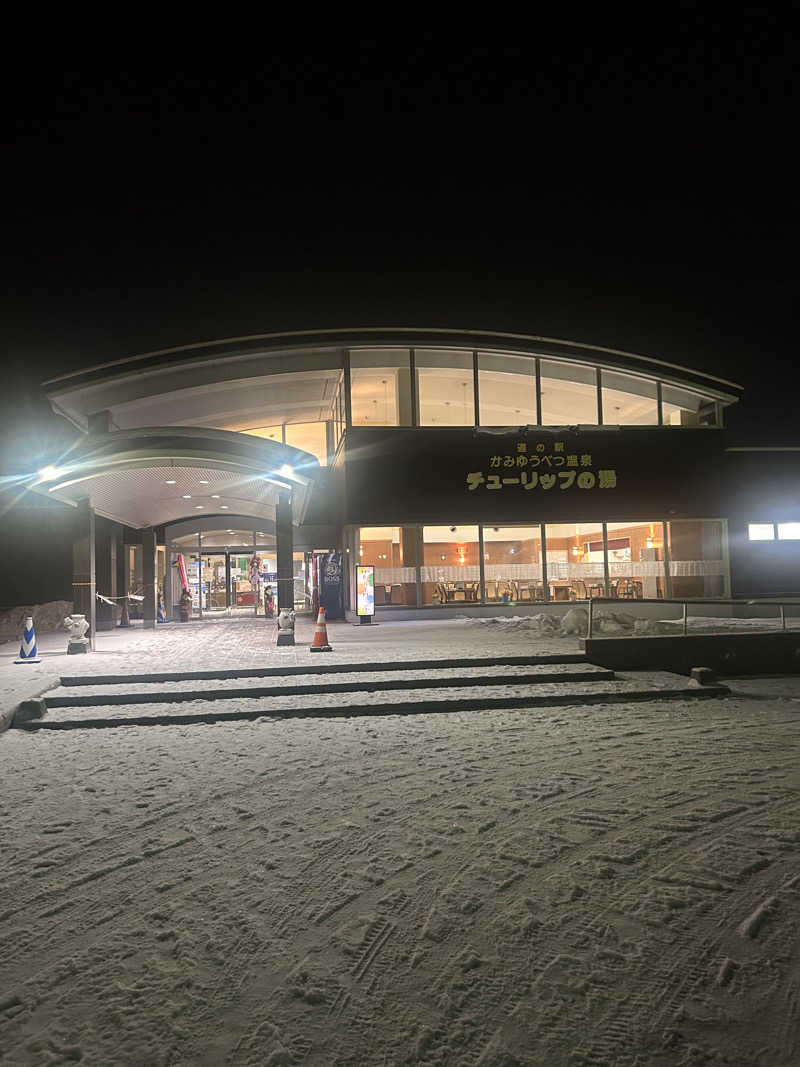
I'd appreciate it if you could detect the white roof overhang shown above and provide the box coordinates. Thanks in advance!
[28,427,317,530]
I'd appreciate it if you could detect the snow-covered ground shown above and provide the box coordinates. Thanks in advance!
[2,619,800,1065]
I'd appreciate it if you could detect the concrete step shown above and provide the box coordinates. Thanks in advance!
[18,673,730,730]
[44,663,614,708]
[57,652,589,687]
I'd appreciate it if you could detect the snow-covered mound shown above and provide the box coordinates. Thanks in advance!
[0,600,73,642]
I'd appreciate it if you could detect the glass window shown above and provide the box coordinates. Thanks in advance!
[605,521,666,598]
[668,520,728,597]
[748,523,775,541]
[241,425,283,443]
[661,385,719,426]
[540,360,598,424]
[483,525,544,603]
[284,422,327,465]
[544,523,606,600]
[777,523,800,540]
[601,371,658,425]
[477,353,537,426]
[358,526,418,606]
[416,350,475,426]
[350,349,412,426]
[420,525,479,605]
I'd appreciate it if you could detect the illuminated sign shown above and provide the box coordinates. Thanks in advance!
[356,565,375,616]
[466,439,617,492]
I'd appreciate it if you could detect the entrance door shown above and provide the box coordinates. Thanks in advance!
[229,551,256,614]
[200,554,227,613]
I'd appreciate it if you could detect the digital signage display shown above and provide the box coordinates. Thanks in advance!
[356,565,375,616]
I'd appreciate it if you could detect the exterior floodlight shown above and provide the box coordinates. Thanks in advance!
[278,464,294,479]
[38,465,64,482]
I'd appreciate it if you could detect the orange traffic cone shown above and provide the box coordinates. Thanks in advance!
[309,607,332,652]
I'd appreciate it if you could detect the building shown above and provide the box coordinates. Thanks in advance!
[27,328,800,629]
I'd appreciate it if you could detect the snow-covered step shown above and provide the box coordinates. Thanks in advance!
[20,672,730,730]
[57,652,588,687]
[44,662,614,707]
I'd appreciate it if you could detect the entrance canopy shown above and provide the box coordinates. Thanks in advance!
[33,426,317,529]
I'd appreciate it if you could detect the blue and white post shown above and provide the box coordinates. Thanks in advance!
[15,616,41,664]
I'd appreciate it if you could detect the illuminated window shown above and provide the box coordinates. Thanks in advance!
[242,425,283,443]
[540,361,598,424]
[662,385,718,427]
[545,522,607,599]
[284,422,327,465]
[777,523,800,540]
[601,371,658,425]
[477,353,536,425]
[604,521,667,598]
[748,523,775,541]
[358,526,418,606]
[350,349,412,426]
[483,526,543,602]
[420,526,479,604]
[416,350,475,426]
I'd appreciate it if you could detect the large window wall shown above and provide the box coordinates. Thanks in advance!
[232,348,722,467]
[355,520,729,605]
[347,348,723,429]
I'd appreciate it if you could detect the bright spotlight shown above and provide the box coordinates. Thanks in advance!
[38,465,64,482]
[278,464,294,479]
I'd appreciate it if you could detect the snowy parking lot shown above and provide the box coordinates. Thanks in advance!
[2,618,800,1065]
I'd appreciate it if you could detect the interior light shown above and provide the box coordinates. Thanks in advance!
[572,546,579,556]
[199,479,209,484]
[182,494,192,499]
[278,463,294,478]
[165,479,176,485]
[211,494,220,499]
[38,465,63,482]
[194,505,204,510]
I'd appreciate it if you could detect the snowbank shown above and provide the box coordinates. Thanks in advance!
[0,600,73,642]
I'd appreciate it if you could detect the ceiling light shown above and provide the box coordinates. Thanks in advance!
[220,505,229,509]
[199,479,209,484]
[38,465,64,482]
[182,494,191,499]
[195,505,204,510]
[165,479,176,485]
[278,464,294,478]
[211,494,220,499]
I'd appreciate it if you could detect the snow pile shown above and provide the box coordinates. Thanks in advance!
[0,600,73,642]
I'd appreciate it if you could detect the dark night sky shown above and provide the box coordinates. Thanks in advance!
[2,21,798,473]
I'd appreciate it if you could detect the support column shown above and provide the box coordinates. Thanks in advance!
[142,527,158,629]
[276,490,294,610]
[95,520,115,630]
[72,500,96,650]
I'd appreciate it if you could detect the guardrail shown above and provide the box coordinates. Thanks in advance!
[586,597,799,639]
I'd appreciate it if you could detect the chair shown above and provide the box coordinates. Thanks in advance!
[485,580,497,601]
[571,579,588,600]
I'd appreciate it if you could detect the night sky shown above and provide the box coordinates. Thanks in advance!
[2,22,797,475]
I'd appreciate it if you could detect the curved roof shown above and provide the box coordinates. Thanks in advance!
[30,427,317,529]
[43,324,746,396]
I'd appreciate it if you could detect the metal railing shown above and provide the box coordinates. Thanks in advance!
[586,597,799,639]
